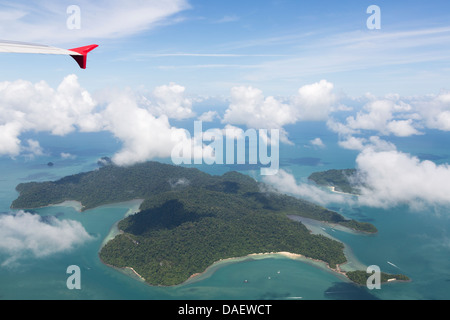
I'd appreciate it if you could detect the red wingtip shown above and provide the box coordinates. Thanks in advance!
[68,44,98,69]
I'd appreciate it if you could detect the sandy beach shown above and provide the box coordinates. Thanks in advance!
[49,200,84,212]
[124,267,146,281]
[183,251,349,286]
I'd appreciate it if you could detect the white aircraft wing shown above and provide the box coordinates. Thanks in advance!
[0,40,98,69]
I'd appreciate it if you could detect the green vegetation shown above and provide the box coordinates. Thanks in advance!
[12,161,379,286]
[308,169,361,194]
[100,188,348,286]
[338,220,377,233]
[346,270,410,286]
[12,161,214,210]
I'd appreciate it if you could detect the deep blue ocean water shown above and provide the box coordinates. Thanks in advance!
[0,121,449,300]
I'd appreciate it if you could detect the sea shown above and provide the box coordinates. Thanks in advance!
[0,120,449,300]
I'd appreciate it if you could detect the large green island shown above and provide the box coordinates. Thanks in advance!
[11,161,409,286]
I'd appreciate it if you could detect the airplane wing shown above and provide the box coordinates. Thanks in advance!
[0,40,98,69]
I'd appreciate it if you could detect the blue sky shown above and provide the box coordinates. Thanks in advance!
[1,0,450,96]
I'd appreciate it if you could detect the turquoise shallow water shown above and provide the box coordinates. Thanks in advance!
[0,124,449,300]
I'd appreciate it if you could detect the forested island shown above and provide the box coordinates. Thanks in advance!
[308,169,361,194]
[11,161,406,286]
[346,270,410,286]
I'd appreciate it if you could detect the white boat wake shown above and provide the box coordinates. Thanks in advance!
[387,261,400,269]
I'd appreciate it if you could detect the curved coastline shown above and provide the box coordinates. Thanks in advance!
[99,199,144,248]
[104,250,353,288]
[11,199,85,212]
[99,257,147,283]
[49,200,85,212]
[176,251,352,288]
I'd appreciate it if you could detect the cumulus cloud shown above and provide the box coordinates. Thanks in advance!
[414,92,450,131]
[144,83,194,120]
[322,134,450,209]
[355,148,450,209]
[222,80,337,144]
[198,110,219,122]
[329,96,428,159]
[338,135,396,152]
[223,86,295,129]
[101,90,193,165]
[292,80,337,121]
[264,131,450,211]
[22,139,45,158]
[0,75,97,156]
[264,146,450,211]
[0,75,204,165]
[310,137,325,148]
[344,99,421,137]
[262,169,350,206]
[0,211,94,266]
[338,135,367,151]
[0,122,22,156]
[223,80,336,128]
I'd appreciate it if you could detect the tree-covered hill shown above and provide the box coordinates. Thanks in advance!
[100,186,348,286]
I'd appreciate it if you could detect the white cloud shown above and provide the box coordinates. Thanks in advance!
[222,80,337,144]
[0,122,22,156]
[355,148,450,209]
[22,139,45,158]
[100,90,193,165]
[198,110,219,122]
[414,92,450,131]
[329,97,424,150]
[338,136,366,151]
[223,85,295,129]
[262,169,350,206]
[145,82,194,120]
[0,75,204,166]
[338,135,396,152]
[329,92,450,150]
[292,80,336,121]
[386,119,422,137]
[0,75,98,156]
[0,0,190,44]
[264,143,450,211]
[310,137,325,148]
[344,99,421,137]
[0,211,94,266]
[326,118,358,136]
[263,132,450,211]
[61,152,76,159]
